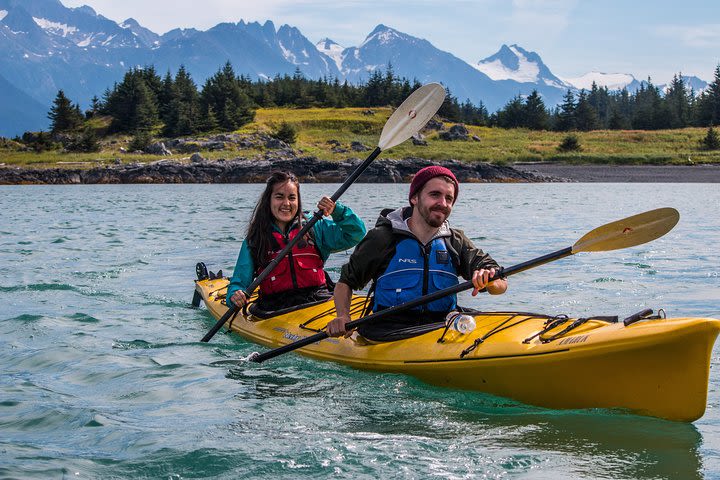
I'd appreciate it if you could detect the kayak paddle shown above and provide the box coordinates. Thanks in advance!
[200,82,446,342]
[248,207,680,362]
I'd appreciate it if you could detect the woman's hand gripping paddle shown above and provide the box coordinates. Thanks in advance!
[199,83,446,342]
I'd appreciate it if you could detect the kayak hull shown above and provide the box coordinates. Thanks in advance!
[195,277,720,422]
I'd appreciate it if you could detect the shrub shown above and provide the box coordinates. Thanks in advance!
[272,121,298,144]
[557,134,582,152]
[65,127,101,153]
[21,131,59,153]
[128,130,152,152]
[700,126,720,151]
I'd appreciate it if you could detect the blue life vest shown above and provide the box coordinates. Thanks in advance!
[373,237,459,313]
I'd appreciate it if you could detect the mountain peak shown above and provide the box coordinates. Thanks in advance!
[315,37,344,70]
[362,24,404,47]
[121,17,140,27]
[475,44,569,88]
[369,23,392,35]
[72,5,96,16]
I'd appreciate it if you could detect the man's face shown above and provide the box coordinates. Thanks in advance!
[411,177,455,228]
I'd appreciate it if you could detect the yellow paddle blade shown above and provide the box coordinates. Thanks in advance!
[378,83,445,150]
[572,207,680,253]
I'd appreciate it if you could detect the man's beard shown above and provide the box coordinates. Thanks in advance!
[417,202,450,228]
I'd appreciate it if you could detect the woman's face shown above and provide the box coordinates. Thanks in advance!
[270,180,299,231]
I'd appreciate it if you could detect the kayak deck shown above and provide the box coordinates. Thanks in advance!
[195,277,720,422]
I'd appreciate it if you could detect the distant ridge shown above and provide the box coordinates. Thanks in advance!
[0,0,709,135]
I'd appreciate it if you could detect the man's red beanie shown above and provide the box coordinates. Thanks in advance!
[408,166,459,204]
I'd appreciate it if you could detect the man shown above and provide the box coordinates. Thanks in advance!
[327,165,507,341]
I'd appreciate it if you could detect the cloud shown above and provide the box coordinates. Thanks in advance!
[656,24,720,48]
[509,0,577,38]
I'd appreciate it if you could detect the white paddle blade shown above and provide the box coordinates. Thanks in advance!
[572,207,680,253]
[378,82,445,150]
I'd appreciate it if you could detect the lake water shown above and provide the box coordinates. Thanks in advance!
[1,182,719,479]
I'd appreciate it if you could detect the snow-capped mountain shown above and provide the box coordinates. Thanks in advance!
[120,17,159,47]
[562,71,637,91]
[672,75,708,93]
[0,0,710,136]
[336,25,533,110]
[475,44,570,90]
[562,72,709,94]
[316,38,344,71]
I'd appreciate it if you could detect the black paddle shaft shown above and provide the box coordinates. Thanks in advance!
[249,246,573,362]
[200,147,382,343]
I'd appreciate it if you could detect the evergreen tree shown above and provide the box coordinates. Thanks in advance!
[363,69,385,106]
[200,62,255,131]
[163,65,201,137]
[438,88,462,122]
[86,95,102,118]
[700,125,720,150]
[631,79,665,129]
[157,71,175,125]
[460,99,488,126]
[105,68,159,133]
[48,90,83,134]
[494,95,525,128]
[554,90,576,131]
[695,65,720,126]
[587,82,611,128]
[607,105,631,130]
[574,90,598,131]
[197,104,219,133]
[664,74,690,128]
[523,90,549,130]
[609,88,632,129]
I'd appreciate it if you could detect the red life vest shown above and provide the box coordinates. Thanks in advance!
[257,226,326,295]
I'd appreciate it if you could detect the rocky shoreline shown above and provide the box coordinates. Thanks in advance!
[0,156,554,185]
[512,162,720,183]
[4,155,718,185]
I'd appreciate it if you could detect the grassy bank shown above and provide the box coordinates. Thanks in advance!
[2,107,719,168]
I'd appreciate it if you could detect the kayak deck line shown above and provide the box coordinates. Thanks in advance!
[192,276,720,422]
[402,348,572,363]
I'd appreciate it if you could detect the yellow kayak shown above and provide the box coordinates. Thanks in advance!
[194,276,720,422]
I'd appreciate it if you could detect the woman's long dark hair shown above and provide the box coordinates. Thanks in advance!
[246,171,303,268]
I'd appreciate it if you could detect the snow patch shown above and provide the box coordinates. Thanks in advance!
[315,38,344,70]
[0,10,8,22]
[33,17,78,37]
[278,41,296,63]
[76,34,95,47]
[562,71,635,90]
[361,29,398,48]
[101,34,116,46]
[474,45,540,82]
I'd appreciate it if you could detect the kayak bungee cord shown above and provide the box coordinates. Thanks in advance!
[246,208,681,363]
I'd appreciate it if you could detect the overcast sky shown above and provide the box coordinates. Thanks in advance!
[61,0,720,83]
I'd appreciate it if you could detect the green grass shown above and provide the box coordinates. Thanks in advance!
[2,107,719,168]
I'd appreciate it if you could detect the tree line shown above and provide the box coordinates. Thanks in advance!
[484,67,720,131]
[46,61,720,142]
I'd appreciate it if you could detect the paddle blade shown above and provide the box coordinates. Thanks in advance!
[572,207,680,253]
[378,83,445,150]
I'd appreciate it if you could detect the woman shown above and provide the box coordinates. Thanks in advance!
[227,171,366,312]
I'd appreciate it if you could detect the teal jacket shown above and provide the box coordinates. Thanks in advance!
[227,201,366,306]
